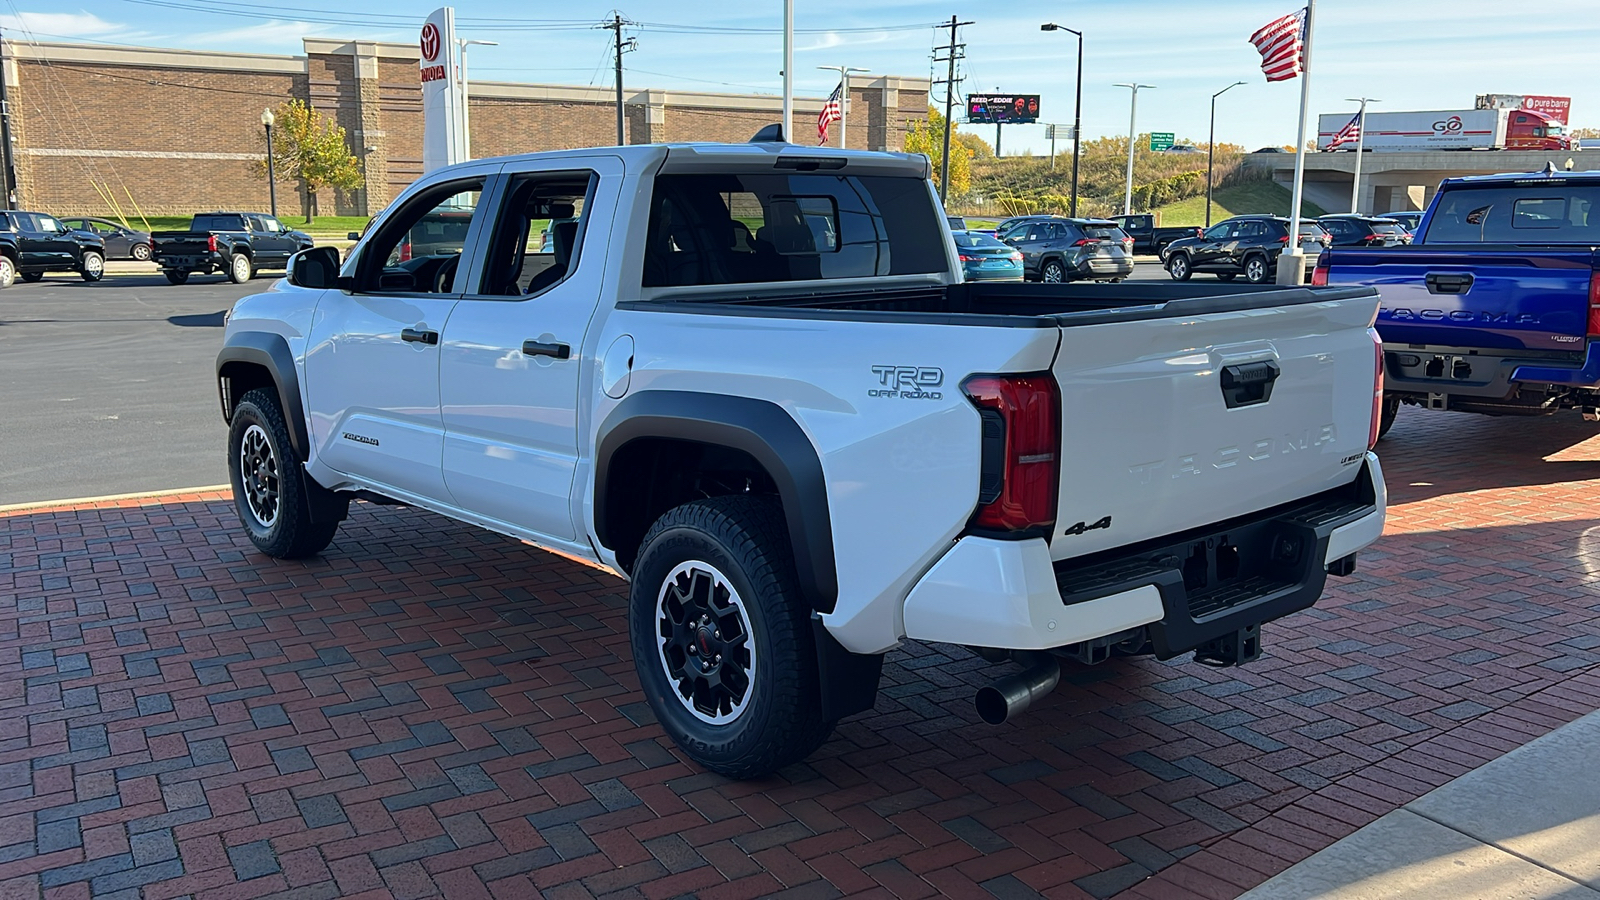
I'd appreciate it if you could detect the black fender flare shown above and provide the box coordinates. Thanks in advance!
[594,390,838,613]
[215,331,310,459]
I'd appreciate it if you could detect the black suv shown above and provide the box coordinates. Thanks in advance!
[0,211,106,283]
[1160,215,1330,284]
[1318,214,1408,247]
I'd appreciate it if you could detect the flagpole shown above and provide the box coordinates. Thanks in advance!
[1347,98,1378,212]
[1279,0,1315,285]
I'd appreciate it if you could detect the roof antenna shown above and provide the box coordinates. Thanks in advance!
[1542,160,1558,176]
[750,123,787,143]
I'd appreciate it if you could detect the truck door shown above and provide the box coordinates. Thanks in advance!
[303,172,494,503]
[438,157,621,543]
[254,215,296,265]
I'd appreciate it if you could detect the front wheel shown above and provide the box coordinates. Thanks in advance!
[629,495,832,778]
[1166,253,1192,281]
[79,251,104,282]
[0,255,14,289]
[1243,254,1270,284]
[227,253,252,284]
[228,388,346,558]
[1040,259,1068,283]
[164,269,190,285]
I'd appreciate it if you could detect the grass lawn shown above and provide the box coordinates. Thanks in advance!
[1153,182,1325,227]
[130,214,370,237]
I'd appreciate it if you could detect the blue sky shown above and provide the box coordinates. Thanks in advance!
[10,1,1600,154]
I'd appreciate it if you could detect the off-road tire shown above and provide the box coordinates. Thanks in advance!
[0,255,15,289]
[228,388,345,559]
[1166,253,1192,281]
[79,251,104,282]
[227,253,252,284]
[20,271,42,283]
[164,270,189,285]
[629,495,832,778]
[1377,393,1401,441]
[1243,253,1270,285]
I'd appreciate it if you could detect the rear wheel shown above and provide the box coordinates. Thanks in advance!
[0,255,14,289]
[164,270,190,285]
[1243,254,1270,284]
[1166,253,1192,281]
[1377,394,1401,441]
[20,271,42,283]
[131,243,152,261]
[629,495,832,778]
[227,253,252,284]
[1040,259,1068,284]
[79,251,104,282]
[228,388,345,558]
[1215,272,1236,282]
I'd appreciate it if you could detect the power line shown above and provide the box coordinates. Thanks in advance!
[931,16,971,204]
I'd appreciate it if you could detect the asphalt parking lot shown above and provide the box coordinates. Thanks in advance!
[4,364,1600,898]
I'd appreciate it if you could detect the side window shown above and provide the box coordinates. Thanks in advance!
[358,178,484,294]
[37,215,61,233]
[474,171,594,297]
[261,217,284,234]
[1203,223,1230,241]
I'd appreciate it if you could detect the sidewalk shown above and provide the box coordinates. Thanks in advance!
[1239,709,1600,899]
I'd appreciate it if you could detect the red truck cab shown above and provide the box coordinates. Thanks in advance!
[1504,110,1570,151]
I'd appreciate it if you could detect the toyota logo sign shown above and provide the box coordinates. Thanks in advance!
[420,23,441,62]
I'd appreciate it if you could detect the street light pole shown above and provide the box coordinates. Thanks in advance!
[1114,83,1154,215]
[458,39,497,159]
[781,0,793,141]
[260,108,277,219]
[1207,81,1246,228]
[817,65,869,149]
[1346,97,1379,213]
[1040,23,1083,217]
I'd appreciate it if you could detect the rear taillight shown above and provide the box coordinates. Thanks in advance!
[964,374,1060,534]
[1278,235,1291,243]
[1589,271,1600,337]
[1311,257,1329,286]
[1072,238,1092,247]
[207,234,219,253]
[1009,252,1022,262]
[959,254,978,262]
[399,237,412,263]
[1364,234,1379,243]
[1368,327,1384,450]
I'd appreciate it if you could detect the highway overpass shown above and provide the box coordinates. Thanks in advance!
[1243,148,1600,215]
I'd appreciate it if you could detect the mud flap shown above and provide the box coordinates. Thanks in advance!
[811,615,883,722]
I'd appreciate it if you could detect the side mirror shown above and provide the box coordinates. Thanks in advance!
[287,246,342,289]
[347,232,361,241]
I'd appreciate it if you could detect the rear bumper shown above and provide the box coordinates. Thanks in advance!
[1075,258,1135,279]
[901,454,1386,655]
[1384,342,1600,400]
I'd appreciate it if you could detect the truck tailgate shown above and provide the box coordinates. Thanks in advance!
[1050,293,1379,562]
[1327,247,1596,351]
[152,232,212,255]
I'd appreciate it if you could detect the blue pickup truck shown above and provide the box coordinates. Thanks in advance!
[1325,169,1600,438]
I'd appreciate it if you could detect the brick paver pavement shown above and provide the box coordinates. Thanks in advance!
[2,407,1598,900]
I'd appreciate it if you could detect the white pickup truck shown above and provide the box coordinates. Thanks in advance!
[215,141,1388,777]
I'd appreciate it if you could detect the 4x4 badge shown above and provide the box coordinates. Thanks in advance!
[1062,516,1111,537]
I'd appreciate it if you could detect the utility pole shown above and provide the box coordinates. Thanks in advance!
[1114,82,1154,215]
[603,15,637,146]
[817,65,868,148]
[932,16,973,204]
[1346,97,1379,213]
[0,28,19,208]
[1207,81,1245,228]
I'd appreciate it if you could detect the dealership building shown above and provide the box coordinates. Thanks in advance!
[0,39,931,218]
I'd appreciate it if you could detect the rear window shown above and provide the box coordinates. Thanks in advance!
[643,173,945,287]
[1080,225,1121,240]
[191,214,245,232]
[1371,222,1404,235]
[1423,186,1600,243]
[1297,223,1328,237]
[952,232,1008,249]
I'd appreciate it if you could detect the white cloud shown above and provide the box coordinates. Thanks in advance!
[0,11,122,37]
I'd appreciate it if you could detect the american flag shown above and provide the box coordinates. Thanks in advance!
[1249,8,1307,82]
[1327,111,1362,148]
[817,83,843,145]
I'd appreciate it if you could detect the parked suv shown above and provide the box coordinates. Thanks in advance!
[1003,218,1133,282]
[1161,215,1330,283]
[1317,215,1408,248]
[0,211,106,283]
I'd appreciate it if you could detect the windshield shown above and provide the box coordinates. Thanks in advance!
[952,232,1009,250]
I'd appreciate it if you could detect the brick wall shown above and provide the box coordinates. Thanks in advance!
[2,40,929,220]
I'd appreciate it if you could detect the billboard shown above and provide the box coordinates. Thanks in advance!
[1476,93,1572,125]
[967,94,1040,125]
[420,8,464,173]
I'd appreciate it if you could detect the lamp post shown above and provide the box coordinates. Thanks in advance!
[1113,83,1154,215]
[781,0,793,141]
[1346,97,1379,213]
[816,65,869,149]
[1040,23,1082,217]
[1206,81,1246,228]
[458,39,498,159]
[260,108,277,219]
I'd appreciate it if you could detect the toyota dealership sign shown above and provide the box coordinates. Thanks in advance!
[419,8,464,172]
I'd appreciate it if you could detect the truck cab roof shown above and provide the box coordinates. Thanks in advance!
[1437,169,1600,188]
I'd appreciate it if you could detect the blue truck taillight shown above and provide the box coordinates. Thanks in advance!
[963,374,1060,535]
[1589,271,1600,338]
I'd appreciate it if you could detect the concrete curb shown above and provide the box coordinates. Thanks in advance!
[0,485,232,516]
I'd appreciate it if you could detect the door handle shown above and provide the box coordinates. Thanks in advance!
[522,340,571,360]
[401,327,439,345]
[1425,272,1473,295]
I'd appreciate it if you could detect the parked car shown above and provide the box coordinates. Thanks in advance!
[1379,211,1423,236]
[1002,218,1134,283]
[1161,215,1331,284]
[1107,214,1202,255]
[994,214,1064,240]
[1326,169,1600,434]
[1108,226,1135,257]
[1162,143,1202,154]
[0,210,105,283]
[152,212,312,284]
[216,141,1385,778]
[952,230,1023,281]
[1317,215,1409,248]
[60,216,153,261]
[1254,146,1290,153]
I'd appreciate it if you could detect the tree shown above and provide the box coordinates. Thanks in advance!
[903,107,971,196]
[953,132,993,160]
[1571,126,1600,139]
[260,100,364,223]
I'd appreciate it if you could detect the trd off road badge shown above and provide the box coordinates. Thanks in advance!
[869,365,944,400]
